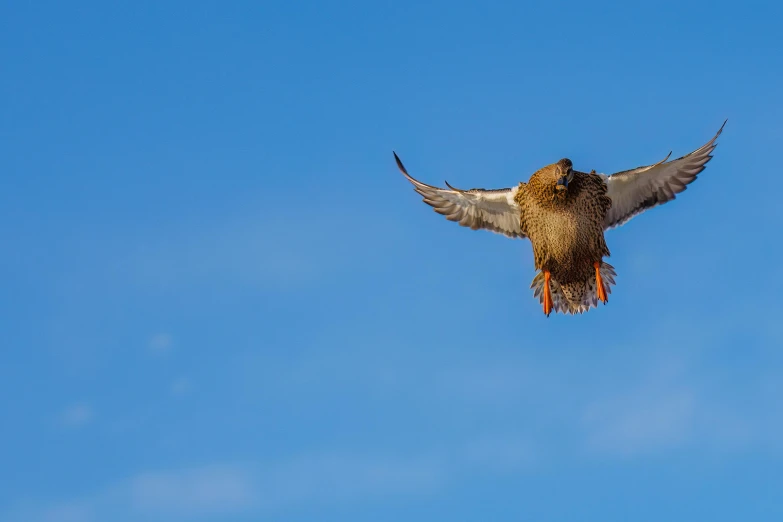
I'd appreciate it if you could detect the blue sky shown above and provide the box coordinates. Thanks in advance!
[2,1,783,520]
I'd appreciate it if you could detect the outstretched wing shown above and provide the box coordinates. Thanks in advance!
[394,152,525,238]
[602,120,726,229]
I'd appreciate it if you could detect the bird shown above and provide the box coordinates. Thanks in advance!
[394,121,726,316]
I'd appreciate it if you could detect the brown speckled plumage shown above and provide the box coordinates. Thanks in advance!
[514,161,614,313]
[394,121,726,316]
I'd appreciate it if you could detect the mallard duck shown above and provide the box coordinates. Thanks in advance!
[394,121,726,316]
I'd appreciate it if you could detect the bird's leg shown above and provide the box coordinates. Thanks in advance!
[594,261,608,304]
[543,270,553,317]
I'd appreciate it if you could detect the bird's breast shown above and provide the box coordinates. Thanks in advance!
[528,203,602,272]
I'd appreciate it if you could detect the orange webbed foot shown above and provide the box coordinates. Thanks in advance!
[594,261,608,304]
[543,270,553,317]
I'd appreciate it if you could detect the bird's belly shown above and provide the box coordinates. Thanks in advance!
[532,211,599,276]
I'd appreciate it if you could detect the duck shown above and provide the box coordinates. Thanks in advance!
[394,121,726,316]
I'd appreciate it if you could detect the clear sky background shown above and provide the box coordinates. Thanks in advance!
[2,1,783,521]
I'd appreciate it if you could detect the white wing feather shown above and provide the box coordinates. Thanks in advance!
[394,152,525,239]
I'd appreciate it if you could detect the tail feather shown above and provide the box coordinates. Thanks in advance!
[530,262,617,315]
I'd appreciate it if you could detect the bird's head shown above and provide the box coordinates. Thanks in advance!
[554,158,574,193]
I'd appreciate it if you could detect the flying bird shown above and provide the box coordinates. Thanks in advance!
[394,121,726,316]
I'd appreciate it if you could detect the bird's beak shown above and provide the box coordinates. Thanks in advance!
[555,176,568,191]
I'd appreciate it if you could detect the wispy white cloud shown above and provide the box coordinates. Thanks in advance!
[5,440,535,522]
[148,333,172,356]
[254,440,534,510]
[59,403,94,428]
[579,353,783,457]
[584,388,695,456]
[33,501,92,522]
[116,219,321,292]
[239,332,783,463]
[169,377,192,398]
[4,465,255,522]
[113,209,406,293]
[128,465,256,516]
[254,453,444,510]
[580,357,698,457]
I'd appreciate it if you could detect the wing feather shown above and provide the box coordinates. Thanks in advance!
[394,152,525,239]
[602,120,726,229]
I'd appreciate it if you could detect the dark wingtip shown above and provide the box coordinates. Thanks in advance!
[704,119,727,147]
[392,151,408,175]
